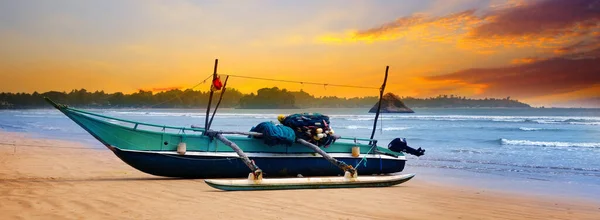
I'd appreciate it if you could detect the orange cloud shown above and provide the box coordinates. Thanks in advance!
[318,10,484,44]
[510,57,544,65]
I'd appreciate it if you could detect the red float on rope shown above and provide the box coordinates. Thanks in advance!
[212,76,223,90]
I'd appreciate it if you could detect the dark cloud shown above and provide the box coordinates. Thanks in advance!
[421,1,600,101]
[471,0,600,38]
[555,36,600,54]
[426,50,600,98]
[348,0,600,48]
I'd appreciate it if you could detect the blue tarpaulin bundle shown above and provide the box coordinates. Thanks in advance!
[250,121,296,146]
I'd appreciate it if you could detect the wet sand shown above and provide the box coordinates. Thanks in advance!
[1,131,598,219]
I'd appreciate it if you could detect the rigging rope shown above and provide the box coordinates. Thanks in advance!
[130,72,378,111]
[131,73,214,110]
[224,74,380,90]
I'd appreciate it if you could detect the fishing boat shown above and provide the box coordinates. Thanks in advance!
[46,59,425,191]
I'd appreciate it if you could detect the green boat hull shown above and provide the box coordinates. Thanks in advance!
[46,98,407,178]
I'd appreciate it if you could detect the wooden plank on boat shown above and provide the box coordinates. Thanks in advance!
[204,174,415,191]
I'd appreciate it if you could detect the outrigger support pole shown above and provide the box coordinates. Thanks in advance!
[297,139,356,176]
[205,130,354,178]
[209,132,263,179]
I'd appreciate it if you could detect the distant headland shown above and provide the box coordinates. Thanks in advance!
[0,87,531,109]
[369,93,415,113]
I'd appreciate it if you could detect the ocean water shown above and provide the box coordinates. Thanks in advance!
[1,108,600,200]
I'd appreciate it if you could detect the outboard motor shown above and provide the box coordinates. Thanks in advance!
[388,138,425,157]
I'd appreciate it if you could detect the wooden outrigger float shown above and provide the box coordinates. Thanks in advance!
[205,173,416,191]
[46,59,425,191]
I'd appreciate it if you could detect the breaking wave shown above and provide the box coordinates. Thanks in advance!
[107,111,284,119]
[383,127,410,131]
[414,157,600,175]
[518,127,543,131]
[517,127,561,131]
[103,111,600,126]
[38,126,62,131]
[324,115,600,125]
[0,123,25,130]
[342,125,409,131]
[500,138,600,148]
[343,125,370,130]
[568,122,600,126]
[27,122,64,131]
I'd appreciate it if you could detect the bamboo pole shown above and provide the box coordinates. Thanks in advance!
[204,59,219,130]
[369,66,389,144]
[207,75,229,129]
[296,139,355,174]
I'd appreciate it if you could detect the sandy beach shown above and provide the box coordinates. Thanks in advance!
[0,131,598,220]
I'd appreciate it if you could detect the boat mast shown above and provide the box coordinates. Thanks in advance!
[204,59,219,130]
[369,66,389,144]
[207,75,229,130]
[201,59,263,179]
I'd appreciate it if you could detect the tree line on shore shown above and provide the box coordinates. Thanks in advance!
[0,87,530,109]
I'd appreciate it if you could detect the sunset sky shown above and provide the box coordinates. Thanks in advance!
[1,0,599,107]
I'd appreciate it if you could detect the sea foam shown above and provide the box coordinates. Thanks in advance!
[500,138,600,148]
[342,125,409,131]
[516,127,560,131]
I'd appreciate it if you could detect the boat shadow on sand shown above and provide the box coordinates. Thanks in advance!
[0,176,192,183]
[0,176,412,192]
